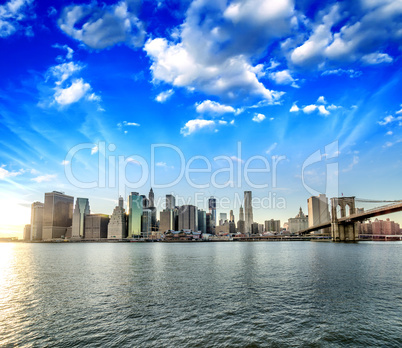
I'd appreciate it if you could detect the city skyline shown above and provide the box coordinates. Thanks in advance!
[1,0,402,237]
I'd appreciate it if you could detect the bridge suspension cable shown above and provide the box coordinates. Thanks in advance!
[355,198,402,203]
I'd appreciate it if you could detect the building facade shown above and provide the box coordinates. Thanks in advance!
[244,191,253,234]
[178,205,198,232]
[108,205,127,239]
[30,201,44,240]
[85,214,109,239]
[288,207,308,234]
[307,194,330,233]
[127,192,143,238]
[71,198,90,239]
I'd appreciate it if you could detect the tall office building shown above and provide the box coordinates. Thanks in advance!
[149,188,154,208]
[251,222,259,235]
[118,196,124,209]
[166,194,175,210]
[140,195,149,209]
[30,201,44,240]
[85,214,109,239]
[308,194,330,234]
[71,198,90,238]
[208,197,216,231]
[237,205,245,234]
[141,209,152,238]
[108,205,127,239]
[244,191,253,234]
[265,219,281,233]
[23,224,31,241]
[160,209,175,232]
[239,205,244,221]
[42,191,74,240]
[219,213,227,225]
[229,210,234,222]
[127,192,143,238]
[198,209,207,234]
[178,205,198,231]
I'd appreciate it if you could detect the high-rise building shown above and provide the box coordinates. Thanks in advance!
[140,194,149,209]
[166,194,176,210]
[308,194,330,234]
[198,209,207,234]
[84,214,109,239]
[265,219,281,233]
[127,192,143,238]
[239,205,244,221]
[244,191,253,234]
[160,209,175,232]
[178,205,198,231]
[251,222,259,235]
[71,198,90,239]
[229,210,234,222]
[30,201,44,240]
[108,205,127,239]
[219,213,227,225]
[206,213,213,234]
[23,224,31,241]
[42,191,74,240]
[141,209,152,238]
[288,207,308,233]
[208,197,216,232]
[149,188,154,208]
[118,196,124,209]
[237,220,245,234]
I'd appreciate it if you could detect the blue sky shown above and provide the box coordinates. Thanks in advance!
[1,0,402,237]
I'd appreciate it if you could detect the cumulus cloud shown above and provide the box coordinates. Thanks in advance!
[288,2,402,69]
[252,113,266,122]
[31,174,57,183]
[54,79,91,105]
[61,160,70,165]
[303,104,317,113]
[91,145,98,155]
[269,69,299,87]
[378,115,402,126]
[0,0,34,38]
[58,0,146,50]
[290,103,299,112]
[180,119,215,136]
[144,0,293,103]
[48,62,83,85]
[155,89,174,103]
[195,100,237,115]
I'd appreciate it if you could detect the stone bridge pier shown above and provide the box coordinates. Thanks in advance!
[330,197,359,242]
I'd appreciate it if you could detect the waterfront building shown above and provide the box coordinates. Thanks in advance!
[178,205,198,232]
[23,224,31,241]
[141,209,152,238]
[265,219,281,233]
[160,209,174,233]
[288,207,308,233]
[30,201,44,240]
[206,213,213,234]
[229,221,236,234]
[244,191,253,233]
[237,220,245,234]
[251,222,259,235]
[166,194,176,210]
[362,218,401,235]
[42,191,74,240]
[85,214,109,239]
[127,192,143,238]
[108,205,127,239]
[216,221,230,234]
[71,198,90,239]
[208,197,216,232]
[198,209,207,234]
[308,194,330,234]
[229,210,234,222]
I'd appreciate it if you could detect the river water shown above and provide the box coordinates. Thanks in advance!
[0,242,401,347]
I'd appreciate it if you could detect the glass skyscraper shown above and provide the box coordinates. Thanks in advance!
[72,198,90,238]
[127,192,143,238]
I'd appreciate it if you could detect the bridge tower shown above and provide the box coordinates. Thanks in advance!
[330,197,359,242]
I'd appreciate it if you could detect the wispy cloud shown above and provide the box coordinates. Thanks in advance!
[0,165,23,180]
[252,113,266,123]
[266,143,278,155]
[31,174,57,183]
[155,89,174,103]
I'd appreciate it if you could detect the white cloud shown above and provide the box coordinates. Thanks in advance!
[49,62,83,85]
[218,120,227,125]
[318,105,330,116]
[342,156,359,173]
[52,44,74,61]
[87,93,101,102]
[266,142,278,154]
[378,115,402,126]
[290,104,299,112]
[0,0,33,38]
[361,52,393,65]
[230,119,235,125]
[91,145,98,155]
[61,160,70,165]
[303,105,317,113]
[123,121,140,127]
[252,113,266,122]
[58,1,146,49]
[321,69,362,78]
[386,131,393,136]
[317,96,327,104]
[230,156,244,163]
[155,89,174,103]
[0,166,22,180]
[54,78,91,105]
[180,119,215,136]
[195,100,237,115]
[31,174,57,183]
[269,69,299,87]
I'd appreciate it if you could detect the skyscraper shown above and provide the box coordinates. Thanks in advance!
[42,191,74,240]
[127,192,143,238]
[229,210,234,222]
[108,204,127,239]
[198,209,207,234]
[208,197,216,232]
[239,205,244,221]
[30,201,44,240]
[166,194,175,210]
[71,198,90,239]
[141,209,152,238]
[219,213,227,225]
[244,191,253,234]
[178,205,198,231]
[23,224,31,241]
[118,196,124,209]
[84,214,109,239]
[149,188,154,207]
[160,209,175,232]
